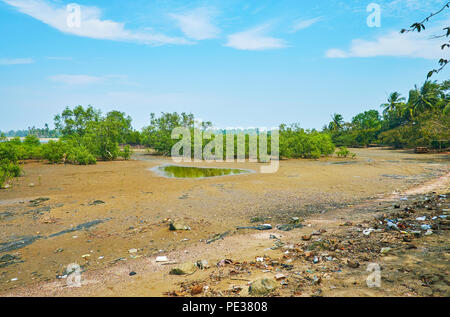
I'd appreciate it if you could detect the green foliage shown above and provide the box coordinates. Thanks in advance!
[325,80,449,149]
[54,105,100,137]
[0,141,22,188]
[67,146,96,165]
[23,134,41,146]
[42,140,68,164]
[279,124,335,159]
[141,112,194,155]
[120,145,132,160]
[335,147,356,158]
[53,106,134,161]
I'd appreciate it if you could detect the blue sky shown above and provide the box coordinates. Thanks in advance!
[0,0,449,131]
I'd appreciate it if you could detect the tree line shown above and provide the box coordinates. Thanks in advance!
[1,79,449,188]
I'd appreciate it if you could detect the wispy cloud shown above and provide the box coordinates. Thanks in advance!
[48,74,137,86]
[2,0,190,46]
[49,74,103,85]
[0,58,34,65]
[170,7,219,40]
[291,17,322,32]
[225,24,286,50]
[326,22,450,59]
[46,56,72,61]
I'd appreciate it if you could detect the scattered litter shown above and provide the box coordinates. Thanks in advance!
[237,224,272,231]
[156,256,168,263]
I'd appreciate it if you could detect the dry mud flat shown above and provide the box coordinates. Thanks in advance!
[0,148,448,296]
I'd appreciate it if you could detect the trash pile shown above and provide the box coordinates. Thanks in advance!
[163,192,449,297]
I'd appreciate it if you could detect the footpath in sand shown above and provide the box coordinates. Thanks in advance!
[0,148,448,296]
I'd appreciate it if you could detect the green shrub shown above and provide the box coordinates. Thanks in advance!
[120,145,132,160]
[67,146,96,165]
[23,134,41,147]
[0,159,22,188]
[336,147,356,158]
[42,140,68,163]
[279,124,335,159]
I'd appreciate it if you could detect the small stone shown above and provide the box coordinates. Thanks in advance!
[169,222,191,231]
[190,285,204,295]
[128,248,138,254]
[248,278,278,295]
[170,262,197,275]
[302,235,311,241]
[347,259,360,268]
[129,271,136,276]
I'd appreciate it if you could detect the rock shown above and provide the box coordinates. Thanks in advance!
[248,278,278,295]
[302,235,312,241]
[169,262,197,275]
[88,200,105,206]
[347,259,360,268]
[196,259,210,269]
[169,222,191,231]
[274,273,286,280]
[190,285,204,295]
[424,229,433,236]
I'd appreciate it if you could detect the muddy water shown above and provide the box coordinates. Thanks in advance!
[0,148,448,293]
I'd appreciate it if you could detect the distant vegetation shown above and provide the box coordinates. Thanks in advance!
[324,80,449,149]
[1,80,449,188]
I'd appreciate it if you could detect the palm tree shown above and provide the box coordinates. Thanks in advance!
[329,113,344,131]
[406,81,441,118]
[381,92,406,117]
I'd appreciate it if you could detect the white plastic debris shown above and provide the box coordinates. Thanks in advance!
[156,256,168,262]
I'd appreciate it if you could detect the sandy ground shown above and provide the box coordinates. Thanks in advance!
[0,148,448,296]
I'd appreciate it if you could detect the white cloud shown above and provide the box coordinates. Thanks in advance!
[225,25,286,50]
[291,17,322,32]
[326,22,450,59]
[3,0,190,46]
[170,7,219,40]
[49,74,103,85]
[0,58,34,65]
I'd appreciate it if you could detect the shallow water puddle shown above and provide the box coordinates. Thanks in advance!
[152,164,252,179]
